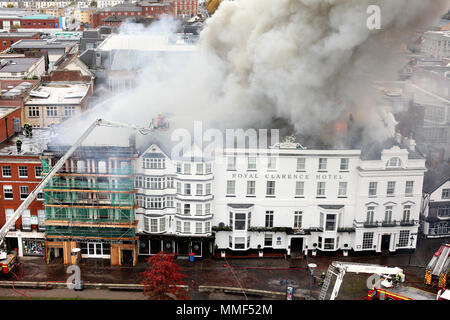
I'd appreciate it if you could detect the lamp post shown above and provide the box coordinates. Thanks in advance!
[308,263,317,300]
[408,235,415,265]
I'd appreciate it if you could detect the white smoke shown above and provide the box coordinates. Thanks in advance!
[55,0,450,149]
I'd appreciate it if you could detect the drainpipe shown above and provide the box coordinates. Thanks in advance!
[4,116,8,142]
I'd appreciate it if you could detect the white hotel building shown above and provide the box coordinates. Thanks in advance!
[134,137,426,258]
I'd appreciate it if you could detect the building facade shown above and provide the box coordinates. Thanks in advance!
[133,138,426,258]
[0,130,50,258]
[42,145,138,266]
[135,144,214,258]
[421,178,450,238]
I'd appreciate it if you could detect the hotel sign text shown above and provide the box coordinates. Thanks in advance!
[230,173,345,180]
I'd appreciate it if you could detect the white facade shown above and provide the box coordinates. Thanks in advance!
[421,178,450,238]
[134,140,426,257]
[421,31,450,60]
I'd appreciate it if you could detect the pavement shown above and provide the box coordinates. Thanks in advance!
[0,236,448,300]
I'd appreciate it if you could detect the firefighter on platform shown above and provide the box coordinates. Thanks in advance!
[24,123,32,137]
[319,272,326,286]
[16,138,22,153]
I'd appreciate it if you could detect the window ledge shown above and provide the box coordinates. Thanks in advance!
[295,196,305,198]
[226,195,236,198]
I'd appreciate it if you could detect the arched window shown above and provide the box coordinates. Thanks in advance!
[387,157,402,168]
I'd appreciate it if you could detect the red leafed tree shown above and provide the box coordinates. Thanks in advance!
[141,251,189,300]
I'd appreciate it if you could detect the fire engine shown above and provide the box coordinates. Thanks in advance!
[319,261,448,300]
[424,243,450,289]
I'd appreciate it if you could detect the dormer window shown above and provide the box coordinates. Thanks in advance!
[387,157,402,168]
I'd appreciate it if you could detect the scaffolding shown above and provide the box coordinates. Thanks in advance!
[42,157,137,241]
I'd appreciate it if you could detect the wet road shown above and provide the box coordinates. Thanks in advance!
[1,236,448,300]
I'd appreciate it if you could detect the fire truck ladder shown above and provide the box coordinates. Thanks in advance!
[319,264,338,300]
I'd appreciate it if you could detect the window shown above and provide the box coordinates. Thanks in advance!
[35,166,42,178]
[227,156,236,170]
[46,106,57,117]
[2,166,11,177]
[265,211,273,228]
[18,166,28,178]
[184,204,190,215]
[369,182,377,197]
[398,230,410,247]
[318,158,327,171]
[234,237,246,249]
[295,181,304,197]
[38,210,45,229]
[318,236,323,249]
[36,192,43,200]
[267,157,277,170]
[366,206,375,224]
[264,233,273,247]
[235,213,246,230]
[338,182,347,197]
[385,206,393,223]
[402,205,411,222]
[176,220,181,232]
[196,204,202,215]
[28,106,40,117]
[196,222,202,234]
[176,182,181,194]
[247,157,256,170]
[206,183,211,195]
[437,205,450,217]
[405,181,414,195]
[160,218,165,232]
[184,183,191,195]
[183,221,190,233]
[183,163,191,174]
[247,181,255,196]
[150,219,158,233]
[316,181,325,197]
[340,158,349,171]
[22,210,31,230]
[296,158,305,171]
[205,163,212,174]
[3,185,13,200]
[442,188,450,199]
[176,163,181,173]
[20,186,29,200]
[5,209,15,230]
[325,214,337,231]
[205,203,211,215]
[387,181,395,196]
[387,157,402,167]
[294,211,302,228]
[64,106,75,117]
[266,181,275,196]
[227,180,235,195]
[324,238,335,250]
[196,163,203,174]
[176,203,181,214]
[362,232,374,249]
[196,184,202,196]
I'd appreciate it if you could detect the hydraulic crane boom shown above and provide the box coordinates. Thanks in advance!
[0,118,160,258]
[320,261,405,300]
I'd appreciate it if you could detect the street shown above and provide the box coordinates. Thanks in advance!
[0,236,448,300]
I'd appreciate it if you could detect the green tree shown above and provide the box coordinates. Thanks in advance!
[90,1,97,7]
[6,3,14,8]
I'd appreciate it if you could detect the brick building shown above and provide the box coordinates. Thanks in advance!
[90,1,177,28]
[0,128,51,257]
[0,14,59,30]
[0,32,40,52]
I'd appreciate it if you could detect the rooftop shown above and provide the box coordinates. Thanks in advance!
[0,32,40,38]
[96,34,196,52]
[25,82,90,106]
[0,128,52,156]
[0,106,20,120]
[0,57,41,74]
[11,39,76,50]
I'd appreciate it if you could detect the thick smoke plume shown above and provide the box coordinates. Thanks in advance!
[56,0,450,149]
